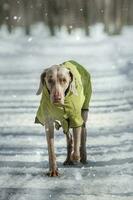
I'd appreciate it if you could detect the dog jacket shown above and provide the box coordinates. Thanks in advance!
[35,60,92,133]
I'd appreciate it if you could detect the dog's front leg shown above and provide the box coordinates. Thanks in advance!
[45,120,58,177]
[72,127,81,162]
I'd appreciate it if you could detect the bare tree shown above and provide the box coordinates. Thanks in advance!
[0,0,132,35]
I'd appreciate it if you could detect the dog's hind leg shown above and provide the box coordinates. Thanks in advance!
[80,110,89,164]
[80,123,88,164]
[63,131,74,165]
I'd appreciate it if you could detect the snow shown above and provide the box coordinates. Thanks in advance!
[13,16,18,20]
[0,23,133,200]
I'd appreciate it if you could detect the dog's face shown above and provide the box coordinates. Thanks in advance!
[36,65,76,105]
[45,66,71,104]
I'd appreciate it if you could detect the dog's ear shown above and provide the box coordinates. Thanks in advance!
[36,70,46,95]
[69,71,78,96]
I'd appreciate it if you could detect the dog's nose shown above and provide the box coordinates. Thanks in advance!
[53,91,61,100]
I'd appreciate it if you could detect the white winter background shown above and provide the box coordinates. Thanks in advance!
[0,24,133,200]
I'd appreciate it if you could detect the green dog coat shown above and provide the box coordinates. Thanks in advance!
[35,60,92,133]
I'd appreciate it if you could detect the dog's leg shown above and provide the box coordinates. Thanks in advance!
[45,120,59,177]
[80,110,88,164]
[80,123,88,164]
[72,127,81,162]
[63,131,74,165]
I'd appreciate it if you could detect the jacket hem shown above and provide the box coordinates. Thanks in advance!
[82,108,89,111]
[70,123,84,129]
[34,117,44,126]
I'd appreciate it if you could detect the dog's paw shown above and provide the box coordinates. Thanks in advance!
[63,159,74,165]
[80,159,88,164]
[71,153,80,162]
[80,153,88,164]
[47,169,59,177]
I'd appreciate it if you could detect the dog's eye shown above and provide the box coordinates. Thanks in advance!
[48,79,54,84]
[63,78,66,83]
[59,78,66,83]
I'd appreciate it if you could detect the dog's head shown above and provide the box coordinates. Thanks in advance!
[36,64,78,105]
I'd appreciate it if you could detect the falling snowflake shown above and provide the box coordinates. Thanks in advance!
[13,16,17,20]
[28,37,33,42]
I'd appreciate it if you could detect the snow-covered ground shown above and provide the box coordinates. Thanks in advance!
[0,24,133,200]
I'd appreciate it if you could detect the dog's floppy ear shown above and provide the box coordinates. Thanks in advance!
[36,70,46,95]
[69,71,78,96]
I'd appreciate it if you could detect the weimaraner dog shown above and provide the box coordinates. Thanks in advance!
[35,60,92,176]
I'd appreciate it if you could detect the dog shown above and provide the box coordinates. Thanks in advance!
[35,60,92,176]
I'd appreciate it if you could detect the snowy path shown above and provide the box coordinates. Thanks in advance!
[0,25,133,200]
